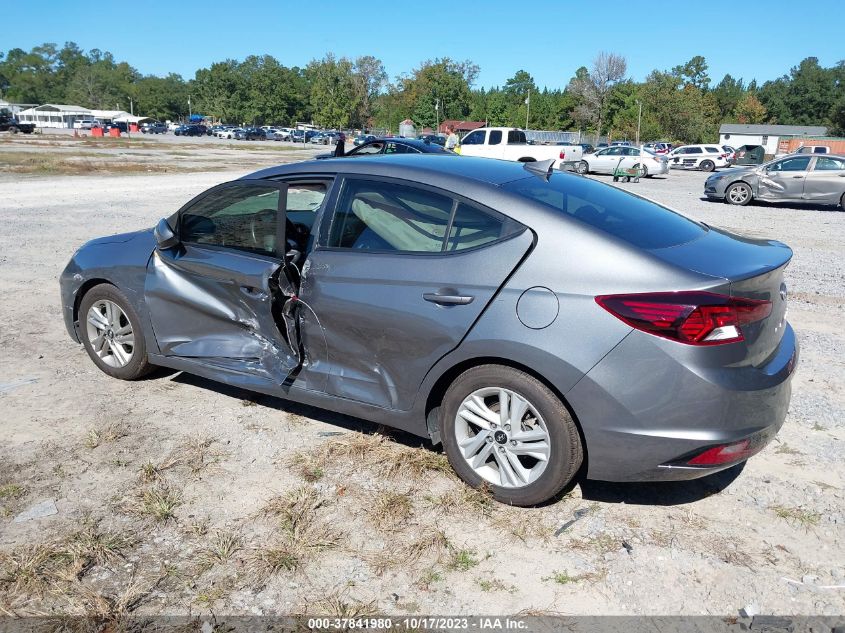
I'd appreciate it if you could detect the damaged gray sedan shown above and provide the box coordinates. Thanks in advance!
[61,155,798,505]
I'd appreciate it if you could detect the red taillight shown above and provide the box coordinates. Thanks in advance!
[595,291,772,345]
[687,439,757,465]
[559,150,566,159]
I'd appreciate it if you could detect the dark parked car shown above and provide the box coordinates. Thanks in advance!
[174,124,206,137]
[141,122,167,134]
[317,137,453,159]
[240,127,266,141]
[577,143,595,154]
[705,153,845,210]
[418,134,447,146]
[353,134,376,146]
[60,155,798,506]
[0,111,35,134]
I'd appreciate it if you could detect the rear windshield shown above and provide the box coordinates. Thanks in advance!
[501,174,707,250]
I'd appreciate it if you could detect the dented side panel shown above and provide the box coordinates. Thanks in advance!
[144,245,298,383]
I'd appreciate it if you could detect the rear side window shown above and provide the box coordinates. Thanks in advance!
[814,157,845,170]
[489,130,502,145]
[502,175,706,250]
[446,203,508,251]
[328,179,520,253]
[705,147,720,153]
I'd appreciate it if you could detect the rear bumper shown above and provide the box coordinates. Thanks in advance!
[566,323,798,482]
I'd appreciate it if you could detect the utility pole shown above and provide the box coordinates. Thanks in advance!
[525,89,530,130]
[635,99,642,146]
[435,98,440,134]
[188,95,192,120]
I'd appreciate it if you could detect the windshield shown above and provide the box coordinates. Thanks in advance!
[501,174,707,250]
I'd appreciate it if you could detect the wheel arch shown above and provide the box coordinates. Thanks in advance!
[423,356,588,472]
[73,278,116,324]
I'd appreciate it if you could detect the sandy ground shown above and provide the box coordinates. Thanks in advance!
[0,139,843,619]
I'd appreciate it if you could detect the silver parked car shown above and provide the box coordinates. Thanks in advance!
[60,155,797,506]
[705,153,845,210]
[576,146,670,177]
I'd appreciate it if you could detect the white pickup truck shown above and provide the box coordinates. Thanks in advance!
[457,127,583,170]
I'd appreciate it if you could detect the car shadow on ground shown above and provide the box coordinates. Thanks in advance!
[168,371,747,507]
[578,463,745,506]
[168,371,431,450]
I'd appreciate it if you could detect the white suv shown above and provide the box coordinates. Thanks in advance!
[667,145,730,172]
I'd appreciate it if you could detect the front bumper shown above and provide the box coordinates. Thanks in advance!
[566,324,798,482]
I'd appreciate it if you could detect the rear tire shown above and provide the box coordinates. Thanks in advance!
[840,192,845,212]
[576,160,589,175]
[700,159,715,172]
[9,126,19,134]
[726,182,752,206]
[441,365,583,507]
[79,284,154,381]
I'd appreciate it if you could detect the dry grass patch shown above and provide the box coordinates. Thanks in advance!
[569,532,620,556]
[290,452,325,482]
[249,487,340,584]
[0,523,137,610]
[302,589,378,618]
[0,151,185,175]
[146,436,225,479]
[197,530,242,570]
[0,484,26,517]
[771,504,822,528]
[369,489,415,530]
[369,527,450,575]
[85,423,128,449]
[121,482,181,522]
[293,432,453,481]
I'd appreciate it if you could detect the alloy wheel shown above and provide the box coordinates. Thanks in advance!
[85,300,135,368]
[728,183,751,204]
[454,387,551,488]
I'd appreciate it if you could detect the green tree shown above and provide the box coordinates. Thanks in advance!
[672,55,710,91]
[352,55,387,128]
[399,58,479,129]
[307,53,358,128]
[733,93,767,124]
[712,74,745,120]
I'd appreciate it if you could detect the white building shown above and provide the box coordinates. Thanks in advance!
[17,104,93,128]
[719,123,828,156]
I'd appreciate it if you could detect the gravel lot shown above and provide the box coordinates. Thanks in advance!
[0,136,843,619]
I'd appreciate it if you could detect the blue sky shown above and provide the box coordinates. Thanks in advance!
[3,0,842,88]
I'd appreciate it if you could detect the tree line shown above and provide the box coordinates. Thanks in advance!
[1,43,843,142]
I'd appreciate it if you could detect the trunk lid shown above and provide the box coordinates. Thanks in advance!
[652,225,792,365]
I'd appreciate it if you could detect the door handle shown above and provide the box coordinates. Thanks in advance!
[792,175,804,179]
[423,293,474,305]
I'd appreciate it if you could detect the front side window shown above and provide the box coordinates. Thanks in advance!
[180,184,280,256]
[770,157,811,172]
[462,130,485,145]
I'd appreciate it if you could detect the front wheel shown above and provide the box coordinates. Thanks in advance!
[79,284,154,380]
[700,159,715,172]
[441,365,583,506]
[726,182,753,206]
[840,192,845,212]
[576,160,589,175]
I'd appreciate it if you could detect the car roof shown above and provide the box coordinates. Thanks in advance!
[244,154,539,187]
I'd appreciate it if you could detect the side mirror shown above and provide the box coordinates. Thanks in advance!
[154,218,179,250]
